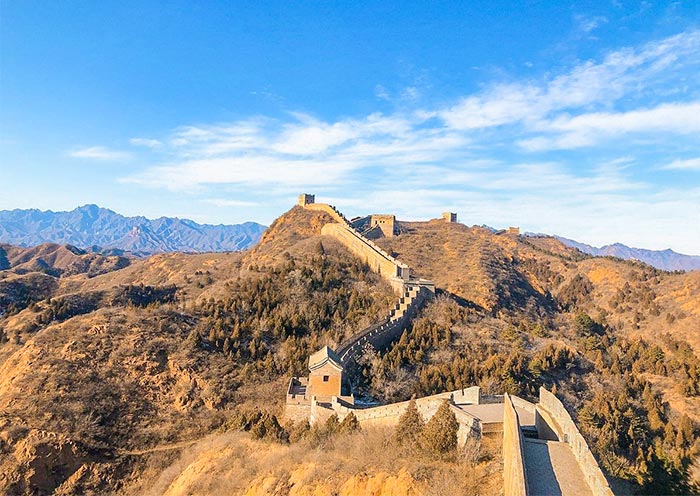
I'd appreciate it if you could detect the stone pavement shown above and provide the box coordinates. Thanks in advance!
[460,403,536,427]
[523,439,593,496]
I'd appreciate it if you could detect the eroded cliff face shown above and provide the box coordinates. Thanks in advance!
[242,467,421,496]
[0,424,96,496]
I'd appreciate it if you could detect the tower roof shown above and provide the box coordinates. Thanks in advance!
[308,345,343,371]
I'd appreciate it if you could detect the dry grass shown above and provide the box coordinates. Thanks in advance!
[133,428,502,496]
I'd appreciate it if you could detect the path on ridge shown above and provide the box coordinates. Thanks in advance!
[523,439,593,496]
[119,439,200,456]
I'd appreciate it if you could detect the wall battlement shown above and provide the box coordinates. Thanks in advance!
[536,387,614,495]
[335,284,430,367]
[503,393,529,496]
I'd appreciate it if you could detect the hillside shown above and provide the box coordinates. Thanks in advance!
[378,221,700,354]
[1,206,699,495]
[0,205,266,254]
[0,206,396,494]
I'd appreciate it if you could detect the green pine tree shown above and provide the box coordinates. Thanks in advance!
[421,400,459,459]
[339,412,360,433]
[394,398,425,448]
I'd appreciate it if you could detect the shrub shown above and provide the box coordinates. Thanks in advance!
[325,414,340,434]
[394,398,424,448]
[421,400,458,459]
[339,412,360,433]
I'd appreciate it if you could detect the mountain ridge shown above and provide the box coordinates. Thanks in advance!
[553,235,700,272]
[0,204,266,254]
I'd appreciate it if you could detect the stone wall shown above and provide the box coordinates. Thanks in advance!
[536,387,614,496]
[335,285,430,367]
[304,202,348,224]
[285,402,312,423]
[503,393,528,496]
[312,387,483,446]
[321,222,409,288]
[511,395,536,415]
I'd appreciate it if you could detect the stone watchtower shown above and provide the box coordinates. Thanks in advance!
[298,193,315,206]
[307,346,345,402]
[442,212,457,223]
[370,214,396,237]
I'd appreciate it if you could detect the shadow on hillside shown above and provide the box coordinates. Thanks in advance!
[436,289,485,312]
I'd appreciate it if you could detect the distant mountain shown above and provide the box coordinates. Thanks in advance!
[554,236,700,272]
[0,205,266,254]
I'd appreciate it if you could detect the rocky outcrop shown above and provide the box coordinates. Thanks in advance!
[0,425,88,496]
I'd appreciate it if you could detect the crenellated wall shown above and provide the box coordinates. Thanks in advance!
[321,222,409,288]
[304,202,348,225]
[503,393,529,496]
[336,285,430,367]
[536,387,614,496]
[308,387,483,446]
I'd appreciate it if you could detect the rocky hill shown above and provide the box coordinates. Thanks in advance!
[1,205,699,495]
[554,236,700,272]
[0,205,266,254]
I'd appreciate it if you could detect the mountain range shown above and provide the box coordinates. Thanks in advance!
[554,236,700,272]
[0,205,266,254]
[1,205,697,272]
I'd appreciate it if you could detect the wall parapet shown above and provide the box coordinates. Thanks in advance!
[336,285,430,367]
[317,388,483,447]
[503,393,529,496]
[321,222,409,282]
[537,387,614,496]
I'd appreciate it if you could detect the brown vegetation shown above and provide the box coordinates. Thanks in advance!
[1,206,699,494]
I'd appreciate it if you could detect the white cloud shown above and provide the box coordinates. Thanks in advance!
[519,101,700,150]
[432,30,700,131]
[69,146,131,161]
[115,30,700,253]
[203,198,260,207]
[130,138,162,148]
[663,158,700,170]
[576,15,608,34]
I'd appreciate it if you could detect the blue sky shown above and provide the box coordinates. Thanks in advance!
[1,1,699,254]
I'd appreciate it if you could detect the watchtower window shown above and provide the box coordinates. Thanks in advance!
[323,375,329,382]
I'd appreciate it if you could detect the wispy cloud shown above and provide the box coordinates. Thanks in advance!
[130,138,162,148]
[115,30,700,253]
[203,198,260,207]
[663,158,700,170]
[575,15,608,34]
[431,30,700,131]
[518,101,700,151]
[70,146,131,161]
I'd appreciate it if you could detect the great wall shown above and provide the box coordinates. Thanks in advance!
[285,194,615,496]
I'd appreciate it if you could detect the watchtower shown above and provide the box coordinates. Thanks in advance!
[370,214,396,237]
[507,227,520,235]
[307,346,344,402]
[298,194,315,206]
[442,212,457,223]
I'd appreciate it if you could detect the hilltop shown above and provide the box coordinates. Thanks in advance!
[0,205,266,254]
[0,203,699,495]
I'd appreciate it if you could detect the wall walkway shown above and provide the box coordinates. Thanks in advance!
[523,439,593,496]
[535,388,614,496]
